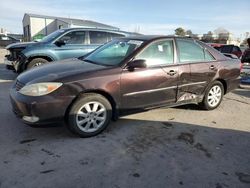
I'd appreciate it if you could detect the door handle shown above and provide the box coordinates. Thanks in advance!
[167,70,177,76]
[210,65,215,70]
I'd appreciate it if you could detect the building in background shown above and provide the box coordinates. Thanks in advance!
[0,28,7,35]
[22,13,119,41]
[201,28,241,46]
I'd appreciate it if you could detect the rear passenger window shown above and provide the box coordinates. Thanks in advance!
[177,39,215,63]
[177,39,204,63]
[89,31,109,44]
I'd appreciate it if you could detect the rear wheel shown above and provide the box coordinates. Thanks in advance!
[27,58,49,70]
[67,93,112,137]
[201,81,224,110]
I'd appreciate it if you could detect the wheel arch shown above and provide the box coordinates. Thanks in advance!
[65,89,118,121]
[215,78,227,94]
[22,55,54,71]
[27,55,54,63]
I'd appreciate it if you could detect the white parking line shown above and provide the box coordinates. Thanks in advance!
[0,80,14,83]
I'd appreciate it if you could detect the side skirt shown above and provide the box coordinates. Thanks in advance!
[117,94,204,117]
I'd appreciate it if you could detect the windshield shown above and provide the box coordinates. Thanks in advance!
[83,39,144,66]
[40,29,66,43]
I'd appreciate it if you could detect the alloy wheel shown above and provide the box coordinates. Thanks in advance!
[207,85,222,107]
[76,101,107,133]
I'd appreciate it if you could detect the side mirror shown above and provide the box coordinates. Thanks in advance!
[127,59,147,71]
[55,40,66,47]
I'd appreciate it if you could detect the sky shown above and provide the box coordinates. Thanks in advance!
[0,0,249,39]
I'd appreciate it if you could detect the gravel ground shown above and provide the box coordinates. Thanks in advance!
[0,49,250,188]
[0,49,6,62]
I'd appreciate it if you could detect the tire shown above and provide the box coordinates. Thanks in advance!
[201,81,224,110]
[27,58,49,70]
[67,93,112,137]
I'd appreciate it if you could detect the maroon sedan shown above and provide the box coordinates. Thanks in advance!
[10,36,241,137]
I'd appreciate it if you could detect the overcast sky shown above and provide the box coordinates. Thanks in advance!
[0,0,249,38]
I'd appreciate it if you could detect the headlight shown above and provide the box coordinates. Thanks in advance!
[19,82,63,96]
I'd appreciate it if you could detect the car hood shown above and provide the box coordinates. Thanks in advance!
[6,41,39,50]
[17,58,110,84]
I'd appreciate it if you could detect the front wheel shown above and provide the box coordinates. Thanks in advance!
[201,81,224,110]
[67,93,112,137]
[27,58,49,70]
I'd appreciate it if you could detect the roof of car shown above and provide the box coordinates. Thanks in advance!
[122,35,194,41]
[57,27,141,36]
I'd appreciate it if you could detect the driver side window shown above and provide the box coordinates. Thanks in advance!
[59,31,86,45]
[136,40,174,66]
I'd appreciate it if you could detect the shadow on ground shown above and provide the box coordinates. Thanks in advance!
[233,89,250,98]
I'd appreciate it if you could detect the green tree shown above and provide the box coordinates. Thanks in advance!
[175,27,186,36]
[186,30,193,36]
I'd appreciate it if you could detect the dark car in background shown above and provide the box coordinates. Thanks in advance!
[10,36,241,137]
[0,34,20,47]
[209,43,242,58]
[241,49,250,85]
[5,28,140,73]
[240,64,250,85]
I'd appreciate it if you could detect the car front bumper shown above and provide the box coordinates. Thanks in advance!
[4,57,13,66]
[10,87,75,125]
[4,55,16,71]
[5,53,28,73]
[241,64,250,85]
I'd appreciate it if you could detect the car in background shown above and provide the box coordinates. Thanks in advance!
[208,43,242,58]
[10,36,241,137]
[240,63,250,85]
[240,46,247,53]
[240,48,250,85]
[5,28,140,73]
[0,34,20,47]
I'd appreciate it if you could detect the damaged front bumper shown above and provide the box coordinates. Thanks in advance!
[12,53,28,73]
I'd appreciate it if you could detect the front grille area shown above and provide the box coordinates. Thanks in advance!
[15,80,25,91]
[9,49,24,61]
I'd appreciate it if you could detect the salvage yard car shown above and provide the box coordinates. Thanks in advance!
[0,34,20,47]
[5,28,140,73]
[10,36,241,137]
[241,63,250,85]
[209,43,242,59]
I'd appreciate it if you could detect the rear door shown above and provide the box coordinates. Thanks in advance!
[52,30,90,59]
[175,39,217,100]
[121,39,178,110]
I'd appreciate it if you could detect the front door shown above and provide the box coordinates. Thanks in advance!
[121,39,178,110]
